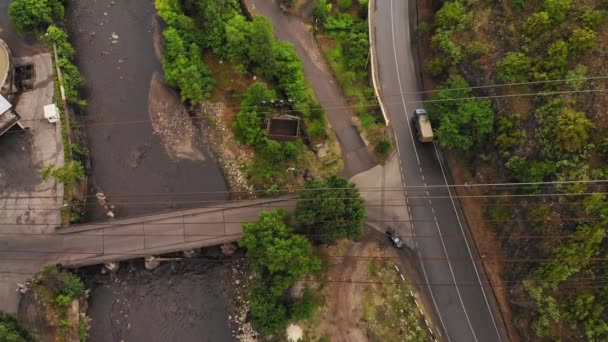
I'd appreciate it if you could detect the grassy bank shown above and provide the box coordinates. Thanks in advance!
[314,0,393,161]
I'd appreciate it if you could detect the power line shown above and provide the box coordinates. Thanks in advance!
[1,191,607,211]
[0,214,606,227]
[11,75,608,125]
[1,266,607,289]
[0,231,597,240]
[2,179,607,200]
[2,249,608,264]
[5,87,606,130]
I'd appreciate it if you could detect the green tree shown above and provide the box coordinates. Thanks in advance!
[427,77,495,150]
[497,52,531,82]
[296,175,366,244]
[565,64,588,90]
[569,28,597,55]
[248,16,275,73]
[8,0,64,32]
[543,0,572,22]
[240,209,320,333]
[524,12,550,37]
[154,0,202,45]
[162,27,214,104]
[0,312,37,342]
[535,40,569,80]
[338,0,353,11]
[224,15,251,64]
[553,108,594,153]
[313,0,332,24]
[234,83,275,146]
[435,1,470,31]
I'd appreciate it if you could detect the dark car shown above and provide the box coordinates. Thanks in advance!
[385,227,404,249]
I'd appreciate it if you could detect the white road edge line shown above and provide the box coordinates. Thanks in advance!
[389,0,421,167]
[389,1,451,340]
[392,107,446,341]
[433,143,504,342]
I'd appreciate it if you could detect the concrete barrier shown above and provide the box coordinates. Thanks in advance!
[368,0,390,126]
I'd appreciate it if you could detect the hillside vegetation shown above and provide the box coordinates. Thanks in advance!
[424,0,608,339]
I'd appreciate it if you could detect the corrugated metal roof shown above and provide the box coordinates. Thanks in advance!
[0,94,11,115]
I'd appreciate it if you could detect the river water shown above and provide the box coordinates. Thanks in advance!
[64,0,233,340]
[65,0,228,220]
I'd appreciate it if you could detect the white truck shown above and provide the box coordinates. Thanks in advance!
[412,108,433,143]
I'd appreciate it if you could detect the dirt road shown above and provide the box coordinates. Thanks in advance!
[244,0,375,177]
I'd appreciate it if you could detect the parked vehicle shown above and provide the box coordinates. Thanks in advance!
[412,108,433,143]
[385,227,404,249]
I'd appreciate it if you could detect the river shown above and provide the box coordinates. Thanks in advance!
[65,0,228,220]
[64,0,233,341]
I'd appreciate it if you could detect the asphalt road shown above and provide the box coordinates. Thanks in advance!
[372,0,507,341]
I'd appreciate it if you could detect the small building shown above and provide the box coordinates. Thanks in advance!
[0,38,22,137]
[0,94,20,136]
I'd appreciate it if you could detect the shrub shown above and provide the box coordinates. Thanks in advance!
[535,40,568,80]
[553,108,594,154]
[375,139,391,154]
[464,41,488,61]
[8,0,64,32]
[338,0,353,11]
[296,176,366,244]
[313,0,332,24]
[427,77,494,150]
[426,57,448,77]
[42,161,85,184]
[568,28,597,55]
[524,12,551,38]
[162,28,214,104]
[565,64,588,90]
[432,30,463,63]
[435,1,470,31]
[497,52,531,82]
[0,312,37,342]
[543,0,572,23]
[291,287,322,320]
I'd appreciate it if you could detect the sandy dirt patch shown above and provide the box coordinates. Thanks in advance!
[148,72,205,161]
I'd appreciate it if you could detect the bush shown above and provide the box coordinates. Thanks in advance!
[240,210,320,334]
[497,52,531,82]
[338,0,353,11]
[568,28,597,55]
[427,77,494,150]
[8,0,64,32]
[296,176,366,244]
[162,28,214,104]
[543,0,572,22]
[42,161,85,184]
[313,0,332,24]
[291,287,322,320]
[565,64,588,90]
[524,12,551,38]
[435,1,470,31]
[0,312,37,342]
[535,40,568,80]
[553,108,594,154]
[374,139,391,154]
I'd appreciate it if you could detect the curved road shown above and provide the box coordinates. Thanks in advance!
[372,0,507,341]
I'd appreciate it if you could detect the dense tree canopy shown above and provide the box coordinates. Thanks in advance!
[427,77,495,150]
[8,0,63,32]
[162,27,214,104]
[0,313,36,342]
[553,108,594,153]
[497,52,531,82]
[296,175,366,244]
